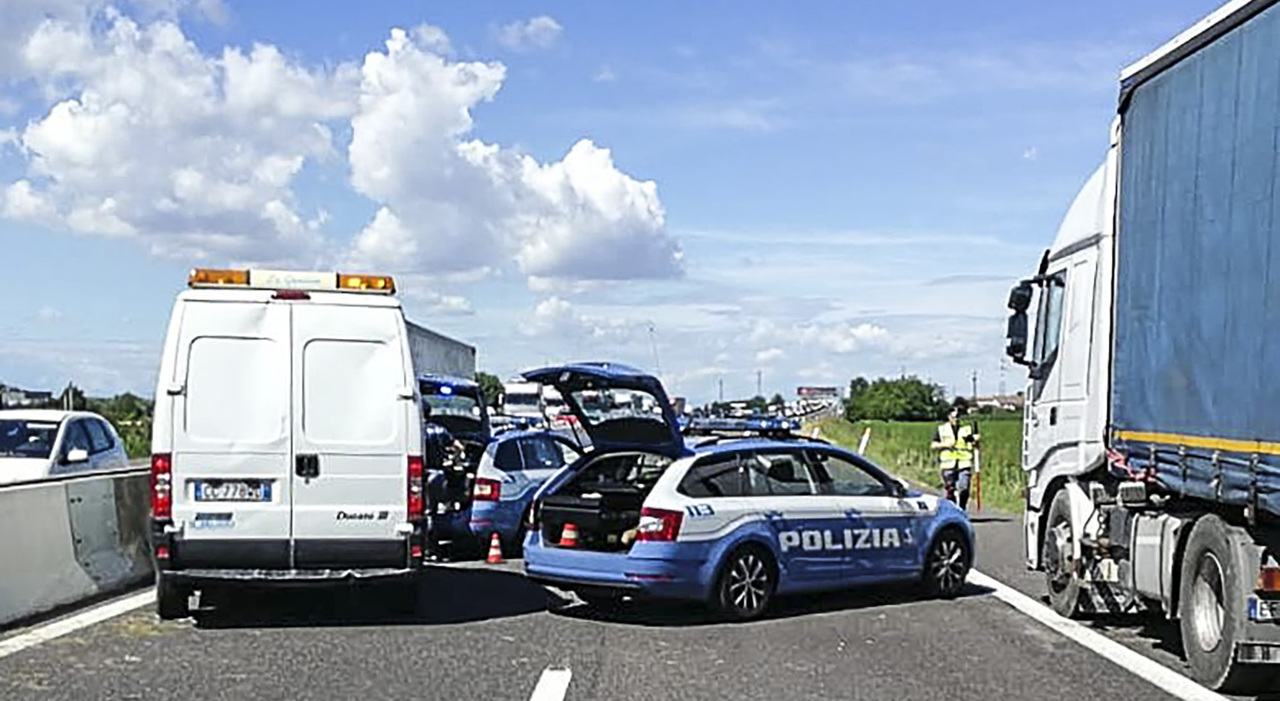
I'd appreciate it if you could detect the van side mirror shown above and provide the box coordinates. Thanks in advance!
[65,449,89,464]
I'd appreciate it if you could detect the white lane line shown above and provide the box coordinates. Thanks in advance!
[969,570,1227,701]
[529,666,572,701]
[0,589,156,661]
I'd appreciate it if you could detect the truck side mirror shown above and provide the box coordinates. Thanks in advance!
[1008,281,1034,312]
[1006,312,1029,361]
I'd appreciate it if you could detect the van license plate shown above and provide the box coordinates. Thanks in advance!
[196,481,270,502]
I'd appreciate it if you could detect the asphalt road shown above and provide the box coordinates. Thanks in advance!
[0,513,1234,701]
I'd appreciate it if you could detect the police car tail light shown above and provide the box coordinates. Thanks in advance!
[636,507,683,542]
[150,453,172,520]
[407,455,425,521]
[474,478,501,501]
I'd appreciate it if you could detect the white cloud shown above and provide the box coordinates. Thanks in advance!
[593,66,616,83]
[345,28,683,283]
[494,16,563,52]
[4,11,356,263]
[755,347,785,363]
[1023,146,1039,161]
[36,307,62,323]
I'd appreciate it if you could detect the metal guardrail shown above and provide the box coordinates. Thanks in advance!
[0,462,149,490]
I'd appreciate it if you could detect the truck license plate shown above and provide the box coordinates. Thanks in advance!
[196,480,270,502]
[1248,597,1280,622]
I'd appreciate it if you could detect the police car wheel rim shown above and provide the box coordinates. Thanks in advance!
[930,536,966,592]
[727,552,769,612]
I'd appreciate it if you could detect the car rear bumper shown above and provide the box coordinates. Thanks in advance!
[522,532,712,600]
[469,499,526,540]
[161,567,416,584]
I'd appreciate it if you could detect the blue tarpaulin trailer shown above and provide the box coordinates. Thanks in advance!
[1111,0,1280,518]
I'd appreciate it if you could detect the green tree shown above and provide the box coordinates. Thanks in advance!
[770,393,785,408]
[475,371,504,408]
[844,375,948,423]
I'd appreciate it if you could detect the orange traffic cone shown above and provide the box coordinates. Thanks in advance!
[560,522,579,548]
[486,532,504,564]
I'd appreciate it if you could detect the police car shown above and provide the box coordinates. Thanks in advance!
[469,429,581,555]
[522,362,974,620]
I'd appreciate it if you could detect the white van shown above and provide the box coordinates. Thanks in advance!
[149,269,426,619]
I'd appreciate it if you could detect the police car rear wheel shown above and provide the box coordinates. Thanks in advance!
[924,529,970,598]
[715,546,775,620]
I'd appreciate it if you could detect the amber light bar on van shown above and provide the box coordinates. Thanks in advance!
[187,268,396,294]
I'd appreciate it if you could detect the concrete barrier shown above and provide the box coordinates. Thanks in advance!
[0,469,153,627]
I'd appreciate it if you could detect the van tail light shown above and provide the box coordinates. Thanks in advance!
[474,478,501,502]
[1259,565,1280,592]
[150,453,172,520]
[636,507,683,542]
[407,455,425,521]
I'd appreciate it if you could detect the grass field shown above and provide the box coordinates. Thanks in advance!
[812,416,1026,513]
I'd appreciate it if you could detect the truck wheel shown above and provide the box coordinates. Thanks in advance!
[713,545,776,621]
[156,574,189,621]
[1178,515,1272,693]
[1044,489,1082,617]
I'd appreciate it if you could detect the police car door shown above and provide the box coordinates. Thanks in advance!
[807,449,921,576]
[742,449,848,586]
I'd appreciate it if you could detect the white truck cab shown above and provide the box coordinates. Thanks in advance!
[150,268,426,620]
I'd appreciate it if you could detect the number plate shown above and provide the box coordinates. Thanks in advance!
[196,480,271,502]
[1248,597,1280,622]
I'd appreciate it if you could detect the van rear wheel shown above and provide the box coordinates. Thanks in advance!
[156,574,189,621]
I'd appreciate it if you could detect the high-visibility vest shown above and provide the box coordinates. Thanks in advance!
[938,423,975,469]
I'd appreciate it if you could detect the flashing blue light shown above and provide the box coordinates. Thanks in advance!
[440,385,453,395]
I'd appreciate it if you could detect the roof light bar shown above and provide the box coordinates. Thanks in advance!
[187,268,396,294]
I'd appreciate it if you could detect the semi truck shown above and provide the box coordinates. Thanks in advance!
[407,320,475,380]
[1006,0,1280,692]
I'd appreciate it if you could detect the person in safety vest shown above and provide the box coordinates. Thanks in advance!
[931,407,980,511]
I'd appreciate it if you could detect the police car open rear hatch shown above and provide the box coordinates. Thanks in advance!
[519,362,685,458]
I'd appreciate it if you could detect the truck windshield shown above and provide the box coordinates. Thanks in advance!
[0,420,60,459]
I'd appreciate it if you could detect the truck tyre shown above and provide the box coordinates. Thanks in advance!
[713,544,776,621]
[1044,489,1082,617]
[156,574,189,621]
[1178,515,1272,693]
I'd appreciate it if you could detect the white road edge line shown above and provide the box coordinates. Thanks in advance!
[0,589,156,660]
[529,666,572,701]
[969,570,1227,701]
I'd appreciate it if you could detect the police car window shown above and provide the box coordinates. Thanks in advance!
[520,437,566,470]
[679,453,745,498]
[84,420,112,454]
[744,451,816,496]
[808,451,889,497]
[494,441,523,471]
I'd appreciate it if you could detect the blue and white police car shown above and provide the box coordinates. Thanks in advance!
[522,362,975,620]
[470,430,582,555]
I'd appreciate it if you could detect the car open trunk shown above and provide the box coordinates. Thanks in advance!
[538,451,673,552]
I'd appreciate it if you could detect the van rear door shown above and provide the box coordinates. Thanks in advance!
[171,301,293,569]
[290,302,412,568]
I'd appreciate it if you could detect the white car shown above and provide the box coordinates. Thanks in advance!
[0,409,130,485]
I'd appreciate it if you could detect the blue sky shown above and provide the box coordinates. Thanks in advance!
[0,0,1224,405]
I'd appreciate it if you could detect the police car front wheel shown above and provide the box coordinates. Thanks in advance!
[923,528,971,598]
[714,545,776,620]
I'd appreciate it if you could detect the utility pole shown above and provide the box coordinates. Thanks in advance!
[971,370,979,400]
[646,322,662,378]
[756,370,762,398]
[999,357,1008,396]
[718,377,724,403]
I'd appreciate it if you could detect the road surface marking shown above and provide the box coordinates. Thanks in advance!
[969,570,1227,701]
[0,589,155,660]
[529,667,572,701]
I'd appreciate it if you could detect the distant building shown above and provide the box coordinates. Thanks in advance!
[0,386,54,409]
[969,393,1025,412]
